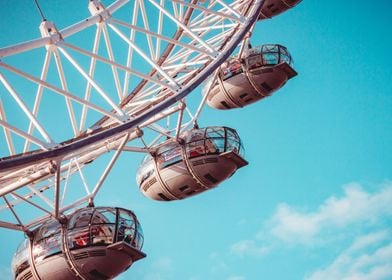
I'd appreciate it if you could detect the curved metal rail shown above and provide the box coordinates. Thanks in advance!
[0,0,265,231]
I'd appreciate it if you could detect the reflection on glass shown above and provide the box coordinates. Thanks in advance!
[33,220,62,261]
[34,234,61,261]
[12,239,29,277]
[186,127,243,158]
[116,209,143,250]
[136,157,155,185]
[245,44,293,70]
[157,145,182,169]
[222,58,243,80]
[219,45,293,81]
[68,208,94,229]
[95,208,117,224]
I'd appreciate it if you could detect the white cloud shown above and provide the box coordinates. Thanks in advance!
[347,230,390,252]
[230,240,269,257]
[306,231,392,280]
[227,182,392,280]
[269,183,392,245]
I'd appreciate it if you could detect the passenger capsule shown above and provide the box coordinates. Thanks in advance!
[205,44,297,110]
[258,0,302,20]
[12,207,145,280]
[136,126,248,201]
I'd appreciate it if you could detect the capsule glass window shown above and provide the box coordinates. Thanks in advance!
[68,226,90,248]
[91,208,116,245]
[136,156,155,185]
[33,221,62,261]
[187,139,206,158]
[117,210,137,247]
[12,239,29,277]
[68,208,94,229]
[225,128,243,155]
[222,58,243,80]
[157,143,182,169]
[133,220,144,250]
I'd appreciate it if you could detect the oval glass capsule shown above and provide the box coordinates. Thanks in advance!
[205,44,297,110]
[136,127,248,201]
[12,207,145,280]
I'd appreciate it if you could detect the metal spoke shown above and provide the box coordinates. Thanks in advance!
[0,0,266,231]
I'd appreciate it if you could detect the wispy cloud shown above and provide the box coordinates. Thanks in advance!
[227,182,392,279]
[347,230,391,252]
[230,240,269,257]
[306,231,392,280]
[268,183,392,245]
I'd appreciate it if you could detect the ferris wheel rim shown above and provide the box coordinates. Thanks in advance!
[0,0,265,174]
[0,0,268,230]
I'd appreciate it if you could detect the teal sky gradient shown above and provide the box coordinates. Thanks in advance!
[1,1,392,279]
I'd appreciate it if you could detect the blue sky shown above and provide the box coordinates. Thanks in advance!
[1,1,392,280]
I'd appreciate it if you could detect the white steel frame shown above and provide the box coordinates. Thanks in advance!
[0,0,264,231]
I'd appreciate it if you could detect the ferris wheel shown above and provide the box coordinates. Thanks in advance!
[0,0,301,279]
